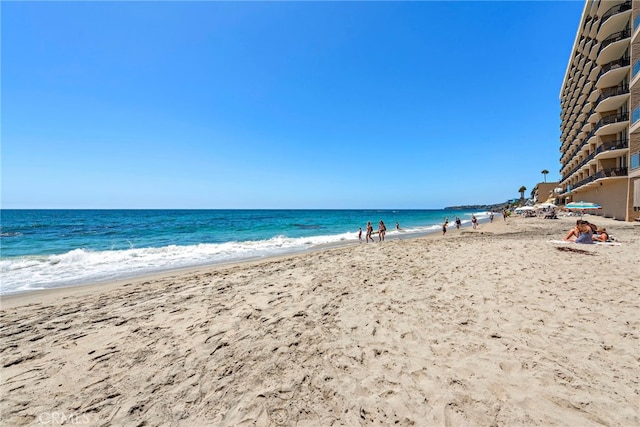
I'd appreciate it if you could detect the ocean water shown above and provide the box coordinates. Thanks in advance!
[0,209,491,295]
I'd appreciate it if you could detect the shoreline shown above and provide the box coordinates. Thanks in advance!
[0,215,491,301]
[2,214,638,425]
[0,210,490,298]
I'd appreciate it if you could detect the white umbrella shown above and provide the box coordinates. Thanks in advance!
[536,202,557,209]
[515,206,535,211]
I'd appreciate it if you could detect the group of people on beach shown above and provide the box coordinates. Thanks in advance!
[358,220,387,243]
[359,214,488,242]
[563,219,609,243]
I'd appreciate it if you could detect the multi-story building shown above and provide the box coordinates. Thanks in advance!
[559,0,640,221]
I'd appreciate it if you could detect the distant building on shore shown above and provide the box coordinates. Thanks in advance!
[533,182,560,204]
[559,0,640,221]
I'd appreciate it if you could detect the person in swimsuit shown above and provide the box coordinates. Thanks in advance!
[564,220,594,244]
[563,220,583,240]
[378,220,387,242]
[366,222,375,243]
[592,227,609,242]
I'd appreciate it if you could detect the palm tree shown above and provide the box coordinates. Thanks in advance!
[541,169,549,183]
[518,186,527,200]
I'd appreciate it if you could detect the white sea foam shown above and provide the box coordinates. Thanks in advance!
[0,231,360,295]
[0,218,479,295]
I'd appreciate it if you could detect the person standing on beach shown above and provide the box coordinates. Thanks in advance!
[442,219,448,235]
[472,215,478,229]
[366,222,375,243]
[358,227,362,242]
[455,217,461,230]
[502,209,508,221]
[489,213,494,223]
[378,220,387,242]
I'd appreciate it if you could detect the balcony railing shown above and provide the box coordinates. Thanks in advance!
[600,28,631,51]
[563,151,597,181]
[595,112,628,130]
[595,139,629,153]
[600,1,631,26]
[568,167,628,191]
[573,174,596,189]
[595,84,629,107]
[562,136,629,181]
[594,167,628,179]
[599,57,630,80]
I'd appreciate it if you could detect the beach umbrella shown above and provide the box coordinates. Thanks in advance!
[515,206,535,211]
[564,201,602,217]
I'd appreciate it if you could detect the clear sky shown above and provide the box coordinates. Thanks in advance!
[2,1,584,209]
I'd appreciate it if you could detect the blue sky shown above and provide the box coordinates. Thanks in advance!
[2,1,584,209]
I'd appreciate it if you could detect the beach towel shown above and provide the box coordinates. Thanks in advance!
[547,240,621,246]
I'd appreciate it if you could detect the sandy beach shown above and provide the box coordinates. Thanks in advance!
[1,215,639,426]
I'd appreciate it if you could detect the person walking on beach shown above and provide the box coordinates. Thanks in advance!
[442,219,448,235]
[378,220,387,242]
[489,213,494,223]
[358,227,362,242]
[502,209,508,221]
[472,215,478,229]
[366,222,375,243]
[455,217,461,230]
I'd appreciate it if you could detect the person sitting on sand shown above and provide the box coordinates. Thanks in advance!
[592,227,609,242]
[563,220,594,244]
[563,220,582,241]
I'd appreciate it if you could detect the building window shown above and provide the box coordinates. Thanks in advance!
[633,105,640,124]
[634,60,640,79]
[635,13,640,31]
[631,152,640,170]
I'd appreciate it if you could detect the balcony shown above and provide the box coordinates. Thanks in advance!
[572,174,597,190]
[596,57,630,88]
[594,84,629,112]
[594,167,628,179]
[594,111,628,136]
[597,1,632,41]
[597,29,631,66]
[562,151,597,181]
[600,29,631,51]
[597,139,629,153]
[594,139,628,161]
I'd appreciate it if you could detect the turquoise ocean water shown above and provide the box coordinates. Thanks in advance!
[0,209,492,295]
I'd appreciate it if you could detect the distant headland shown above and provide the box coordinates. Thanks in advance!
[444,202,512,211]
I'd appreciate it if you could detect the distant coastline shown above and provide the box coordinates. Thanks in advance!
[444,203,509,211]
